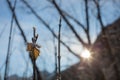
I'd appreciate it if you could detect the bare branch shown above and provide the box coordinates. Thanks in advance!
[0,25,6,38]
[62,10,86,31]
[85,0,91,45]
[21,0,81,59]
[93,0,104,29]
[50,0,88,46]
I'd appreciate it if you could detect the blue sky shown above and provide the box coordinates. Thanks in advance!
[0,0,120,79]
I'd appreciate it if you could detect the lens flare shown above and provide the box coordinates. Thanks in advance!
[81,48,91,59]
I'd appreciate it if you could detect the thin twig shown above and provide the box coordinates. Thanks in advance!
[53,36,57,79]
[58,17,61,80]
[0,24,6,38]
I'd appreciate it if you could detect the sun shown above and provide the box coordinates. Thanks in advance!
[80,48,91,59]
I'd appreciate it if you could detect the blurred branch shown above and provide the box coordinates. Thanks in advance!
[21,0,80,59]
[93,0,104,30]
[0,25,6,38]
[4,0,17,80]
[54,0,91,45]
[23,58,29,79]
[0,62,5,73]
[85,0,91,45]
[6,0,42,80]
[61,8,91,45]
[6,0,27,43]
[62,10,86,31]
[49,0,88,46]
[53,36,57,79]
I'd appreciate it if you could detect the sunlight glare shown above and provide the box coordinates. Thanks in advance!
[81,48,91,59]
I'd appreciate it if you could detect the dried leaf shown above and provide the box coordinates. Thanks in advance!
[27,43,33,51]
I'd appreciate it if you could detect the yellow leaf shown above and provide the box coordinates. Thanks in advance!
[27,43,33,51]
[33,47,40,59]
